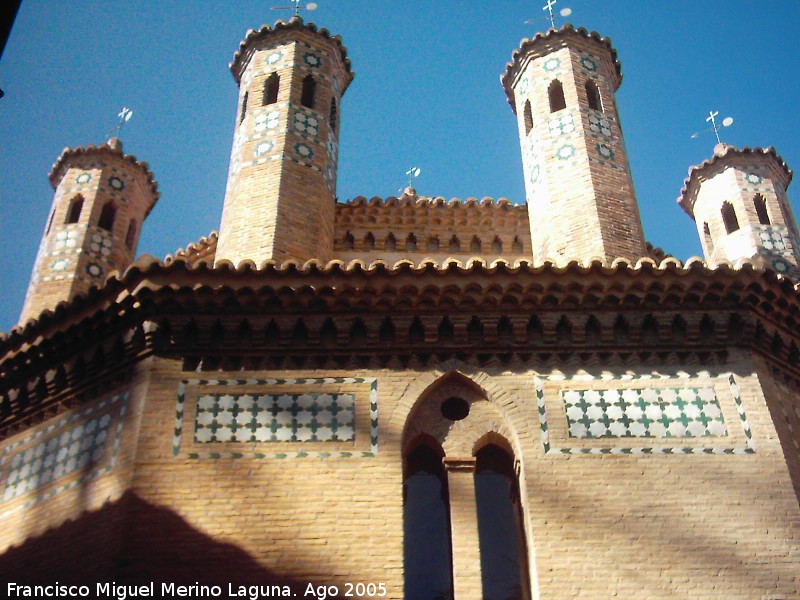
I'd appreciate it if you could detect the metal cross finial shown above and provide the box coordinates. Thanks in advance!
[271,0,318,17]
[543,0,559,28]
[525,1,572,29]
[406,166,421,188]
[110,107,133,139]
[690,110,734,145]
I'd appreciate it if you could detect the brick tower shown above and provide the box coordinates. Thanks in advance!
[679,144,798,274]
[215,16,353,267]
[502,25,646,265]
[19,139,158,323]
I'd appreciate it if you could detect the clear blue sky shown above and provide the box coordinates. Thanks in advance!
[1,0,799,333]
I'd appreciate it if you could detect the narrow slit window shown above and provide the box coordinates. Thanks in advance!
[125,220,137,249]
[239,91,249,124]
[475,444,529,600]
[301,75,316,109]
[263,73,279,105]
[45,210,55,235]
[523,100,533,134]
[721,202,740,234]
[703,222,714,253]
[66,195,84,224]
[585,79,603,111]
[754,194,770,225]
[548,79,566,112]
[403,442,452,599]
[98,202,116,231]
[329,98,338,133]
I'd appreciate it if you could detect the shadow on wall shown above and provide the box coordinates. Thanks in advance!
[0,492,337,594]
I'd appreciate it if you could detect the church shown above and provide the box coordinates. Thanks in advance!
[1,8,799,599]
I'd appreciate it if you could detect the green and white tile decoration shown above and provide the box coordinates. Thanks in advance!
[588,114,612,138]
[535,374,755,455]
[175,378,378,459]
[563,387,726,438]
[549,114,575,137]
[542,57,561,72]
[194,392,354,443]
[0,393,128,507]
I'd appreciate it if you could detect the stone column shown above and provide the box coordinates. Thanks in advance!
[444,456,482,599]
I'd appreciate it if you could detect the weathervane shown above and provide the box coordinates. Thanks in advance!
[525,0,572,29]
[108,107,133,139]
[271,0,318,16]
[691,110,734,145]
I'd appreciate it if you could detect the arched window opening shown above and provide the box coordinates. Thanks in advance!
[721,202,740,234]
[404,442,452,600]
[239,92,249,124]
[125,220,137,250]
[329,97,338,133]
[263,73,279,105]
[470,235,482,253]
[448,235,461,252]
[427,236,439,252]
[754,194,770,225]
[585,79,603,112]
[406,233,417,252]
[523,100,533,135]
[475,444,529,600]
[548,79,566,112]
[364,232,376,250]
[512,236,524,253]
[384,232,396,251]
[491,236,503,253]
[66,195,84,224]
[703,222,714,254]
[98,202,116,231]
[301,75,316,109]
[343,231,355,250]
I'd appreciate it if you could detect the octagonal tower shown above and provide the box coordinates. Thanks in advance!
[215,17,354,267]
[20,139,158,323]
[679,144,798,275]
[502,25,646,265]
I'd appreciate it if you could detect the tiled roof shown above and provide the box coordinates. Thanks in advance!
[678,145,793,217]
[230,16,354,88]
[502,24,622,112]
[4,253,800,352]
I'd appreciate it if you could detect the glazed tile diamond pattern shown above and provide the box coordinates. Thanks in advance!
[175,378,379,459]
[1,393,127,505]
[563,387,727,439]
[535,375,755,455]
[194,393,355,443]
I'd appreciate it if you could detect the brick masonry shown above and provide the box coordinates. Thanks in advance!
[2,353,799,597]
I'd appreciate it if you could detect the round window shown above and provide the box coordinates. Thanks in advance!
[440,397,470,421]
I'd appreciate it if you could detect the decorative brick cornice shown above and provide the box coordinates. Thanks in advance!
[229,16,354,88]
[501,24,622,112]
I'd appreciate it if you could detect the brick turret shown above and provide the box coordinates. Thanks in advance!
[679,144,798,275]
[19,138,158,323]
[502,25,646,265]
[215,16,354,267]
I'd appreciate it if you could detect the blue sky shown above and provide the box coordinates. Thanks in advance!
[1,0,799,332]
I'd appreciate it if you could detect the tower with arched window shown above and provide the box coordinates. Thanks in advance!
[19,138,158,323]
[679,143,799,274]
[215,16,353,266]
[502,25,646,264]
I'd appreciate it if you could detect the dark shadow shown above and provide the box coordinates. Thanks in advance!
[0,492,322,591]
